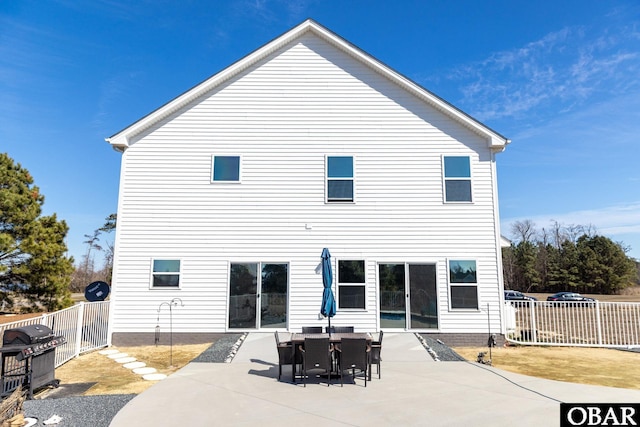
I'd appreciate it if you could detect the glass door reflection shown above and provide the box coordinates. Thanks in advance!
[378,264,406,328]
[378,263,438,330]
[228,263,258,329]
[260,263,288,328]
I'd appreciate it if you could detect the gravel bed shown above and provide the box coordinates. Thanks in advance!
[191,333,244,362]
[419,335,466,361]
[23,394,135,427]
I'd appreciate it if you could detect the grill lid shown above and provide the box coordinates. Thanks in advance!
[3,324,54,346]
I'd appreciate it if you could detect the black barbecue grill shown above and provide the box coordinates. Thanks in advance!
[1,324,66,398]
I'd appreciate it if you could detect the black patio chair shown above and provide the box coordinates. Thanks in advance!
[274,332,296,382]
[369,330,383,380]
[299,337,333,387]
[326,327,354,371]
[325,326,355,333]
[301,326,322,333]
[336,338,369,387]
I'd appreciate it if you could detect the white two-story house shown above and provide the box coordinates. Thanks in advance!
[106,19,510,346]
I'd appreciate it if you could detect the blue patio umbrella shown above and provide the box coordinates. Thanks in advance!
[320,248,336,332]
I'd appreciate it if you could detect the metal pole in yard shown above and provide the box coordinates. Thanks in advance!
[157,298,184,367]
[487,303,492,361]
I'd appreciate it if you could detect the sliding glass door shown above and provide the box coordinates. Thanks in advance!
[228,262,288,329]
[378,263,438,330]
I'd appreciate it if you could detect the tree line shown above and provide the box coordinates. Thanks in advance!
[503,220,639,294]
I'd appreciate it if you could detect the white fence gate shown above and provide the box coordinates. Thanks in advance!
[0,301,110,367]
[505,300,640,348]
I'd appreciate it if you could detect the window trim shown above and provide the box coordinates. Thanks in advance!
[442,155,473,203]
[150,258,182,289]
[211,155,242,183]
[336,259,366,310]
[447,259,479,310]
[325,155,355,203]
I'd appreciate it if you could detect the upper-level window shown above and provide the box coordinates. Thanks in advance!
[151,259,181,288]
[443,156,472,202]
[448,260,478,309]
[212,155,240,182]
[326,156,354,202]
[337,260,365,309]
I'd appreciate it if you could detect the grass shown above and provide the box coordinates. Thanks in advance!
[452,345,640,390]
[53,343,211,395]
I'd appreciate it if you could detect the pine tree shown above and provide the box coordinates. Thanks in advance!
[0,153,74,311]
[577,235,636,293]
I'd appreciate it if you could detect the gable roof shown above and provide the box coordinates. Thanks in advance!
[106,19,510,151]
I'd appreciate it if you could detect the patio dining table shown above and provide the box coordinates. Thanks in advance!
[289,332,372,382]
[290,332,372,345]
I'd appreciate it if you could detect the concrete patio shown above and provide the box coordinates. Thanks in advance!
[109,332,640,426]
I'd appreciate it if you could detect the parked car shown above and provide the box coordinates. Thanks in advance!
[546,292,596,302]
[504,290,538,301]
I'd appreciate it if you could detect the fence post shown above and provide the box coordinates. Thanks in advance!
[74,302,84,359]
[595,300,603,346]
[530,299,538,343]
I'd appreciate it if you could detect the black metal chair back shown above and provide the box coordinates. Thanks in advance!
[325,326,355,333]
[301,326,322,333]
[369,330,383,380]
[274,332,294,381]
[338,338,368,387]
[300,338,332,387]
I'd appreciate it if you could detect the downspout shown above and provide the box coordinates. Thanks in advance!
[491,140,510,337]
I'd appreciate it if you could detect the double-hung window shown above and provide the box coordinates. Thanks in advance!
[151,259,181,288]
[448,260,478,309]
[443,156,472,202]
[326,156,354,202]
[212,155,240,182]
[337,260,366,309]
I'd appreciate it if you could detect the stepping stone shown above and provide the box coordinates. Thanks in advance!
[133,367,157,375]
[123,361,146,369]
[115,357,137,364]
[142,373,167,381]
[99,349,120,355]
[108,352,128,359]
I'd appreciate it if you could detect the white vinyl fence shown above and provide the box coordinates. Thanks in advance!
[504,300,640,348]
[0,301,110,367]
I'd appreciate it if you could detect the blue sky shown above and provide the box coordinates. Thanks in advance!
[1,0,639,264]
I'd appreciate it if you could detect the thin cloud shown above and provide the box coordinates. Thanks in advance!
[442,23,640,122]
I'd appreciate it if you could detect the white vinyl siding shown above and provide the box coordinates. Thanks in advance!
[109,32,504,335]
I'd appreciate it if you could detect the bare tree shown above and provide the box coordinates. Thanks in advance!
[510,220,537,243]
[98,214,116,284]
[72,230,103,291]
